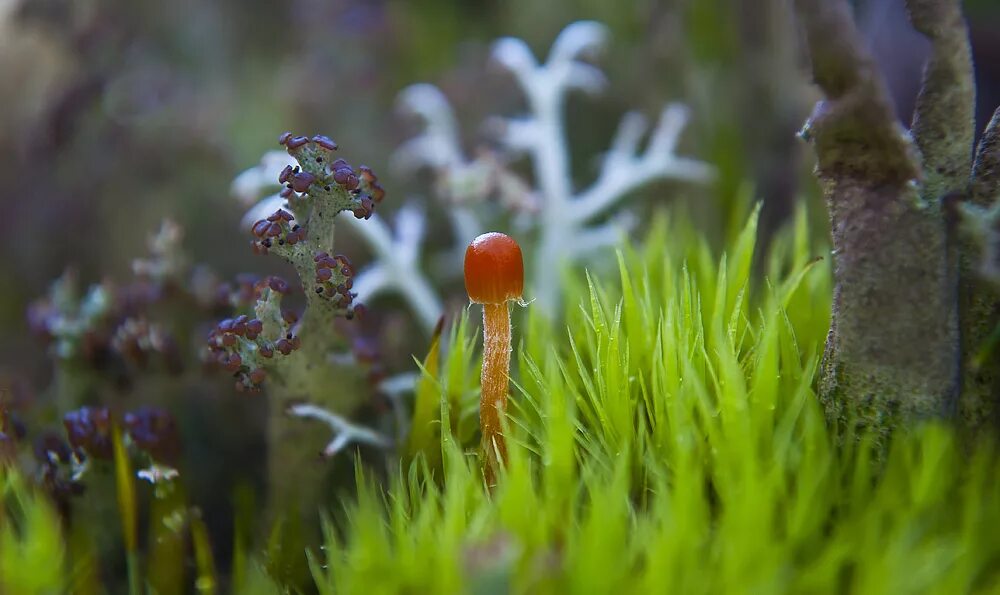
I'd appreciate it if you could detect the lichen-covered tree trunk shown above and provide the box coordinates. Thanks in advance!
[821,183,958,436]
[794,0,971,441]
[960,110,1000,433]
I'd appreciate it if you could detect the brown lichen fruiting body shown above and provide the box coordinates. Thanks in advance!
[464,232,523,487]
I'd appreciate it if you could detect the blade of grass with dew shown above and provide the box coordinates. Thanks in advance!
[146,479,187,594]
[1,469,67,594]
[405,317,445,469]
[191,512,218,594]
[112,425,141,595]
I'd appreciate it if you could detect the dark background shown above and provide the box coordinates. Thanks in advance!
[2,0,998,369]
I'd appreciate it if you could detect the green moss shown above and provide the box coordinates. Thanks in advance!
[1,470,68,594]
[311,207,1000,594]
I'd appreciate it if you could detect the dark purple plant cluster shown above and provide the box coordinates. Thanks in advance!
[2,404,180,520]
[62,406,115,460]
[30,430,85,519]
[25,222,223,381]
[26,274,185,377]
[62,405,179,465]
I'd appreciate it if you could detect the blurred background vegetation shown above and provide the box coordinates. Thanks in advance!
[1,0,998,587]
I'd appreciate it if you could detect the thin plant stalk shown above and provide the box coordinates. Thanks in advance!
[481,301,511,484]
[112,428,140,595]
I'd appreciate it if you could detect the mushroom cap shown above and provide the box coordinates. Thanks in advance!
[464,232,524,304]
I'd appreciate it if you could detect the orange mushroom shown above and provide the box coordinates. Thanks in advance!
[464,232,523,485]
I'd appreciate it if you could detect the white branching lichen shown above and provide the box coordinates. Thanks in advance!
[131,219,187,283]
[137,463,180,484]
[393,83,535,271]
[338,204,442,333]
[287,402,392,458]
[397,21,713,315]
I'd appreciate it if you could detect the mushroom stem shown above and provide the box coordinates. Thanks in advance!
[481,301,511,484]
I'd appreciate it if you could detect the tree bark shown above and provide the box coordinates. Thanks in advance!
[794,0,962,444]
[960,109,1000,432]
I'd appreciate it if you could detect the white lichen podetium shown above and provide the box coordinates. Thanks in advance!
[340,202,443,334]
[398,21,714,315]
[393,83,539,255]
[286,403,392,458]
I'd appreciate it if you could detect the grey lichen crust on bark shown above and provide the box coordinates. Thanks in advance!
[906,0,975,204]
[906,0,982,431]
[961,109,1000,432]
[795,0,963,443]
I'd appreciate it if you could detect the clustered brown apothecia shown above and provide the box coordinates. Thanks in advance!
[250,209,307,255]
[203,274,304,392]
[276,132,385,220]
[206,314,299,392]
[312,251,361,313]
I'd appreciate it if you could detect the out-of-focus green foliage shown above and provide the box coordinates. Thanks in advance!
[111,426,140,595]
[1,470,67,594]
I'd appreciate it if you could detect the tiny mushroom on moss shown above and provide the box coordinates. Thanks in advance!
[464,232,524,486]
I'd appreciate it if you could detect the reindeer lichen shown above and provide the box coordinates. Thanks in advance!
[396,21,714,316]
